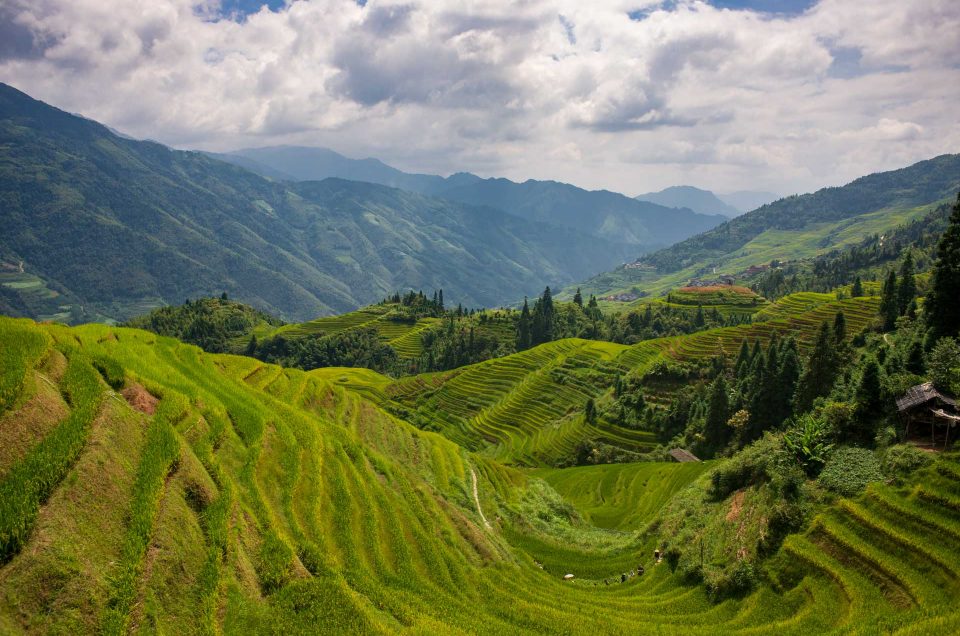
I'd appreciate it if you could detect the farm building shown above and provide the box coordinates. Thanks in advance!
[896,382,959,450]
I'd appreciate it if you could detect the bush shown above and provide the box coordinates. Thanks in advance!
[881,444,933,485]
[817,447,883,497]
[709,435,780,500]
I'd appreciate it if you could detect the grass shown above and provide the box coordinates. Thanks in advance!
[2,314,960,633]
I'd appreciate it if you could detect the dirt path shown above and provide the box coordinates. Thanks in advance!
[471,468,492,530]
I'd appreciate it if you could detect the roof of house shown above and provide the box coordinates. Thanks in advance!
[668,448,700,462]
[896,382,957,412]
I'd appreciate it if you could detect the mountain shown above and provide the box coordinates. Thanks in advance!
[573,154,960,301]
[0,83,633,323]
[717,190,780,214]
[635,185,742,217]
[220,145,479,195]
[222,146,727,248]
[435,178,726,247]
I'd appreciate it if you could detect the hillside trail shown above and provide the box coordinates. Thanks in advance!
[471,468,492,530]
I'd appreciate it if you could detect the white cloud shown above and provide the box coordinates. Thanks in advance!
[0,0,958,195]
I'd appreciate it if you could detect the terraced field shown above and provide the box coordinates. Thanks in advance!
[268,304,441,358]
[535,462,713,531]
[1,315,960,633]
[391,293,880,466]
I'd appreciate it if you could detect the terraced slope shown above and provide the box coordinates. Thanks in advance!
[392,293,879,466]
[1,315,960,633]
[270,305,441,359]
[535,462,713,531]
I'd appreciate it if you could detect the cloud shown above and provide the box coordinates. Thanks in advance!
[0,0,957,195]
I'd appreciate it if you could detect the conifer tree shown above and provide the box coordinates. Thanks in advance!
[704,374,731,455]
[833,311,847,344]
[880,270,899,330]
[573,288,583,308]
[735,340,751,380]
[897,251,917,316]
[851,276,863,298]
[585,397,597,424]
[517,297,532,350]
[926,193,960,339]
[794,321,837,413]
[694,304,705,327]
[851,358,884,444]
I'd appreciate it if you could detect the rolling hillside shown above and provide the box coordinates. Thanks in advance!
[577,155,960,302]
[2,310,960,633]
[0,83,634,324]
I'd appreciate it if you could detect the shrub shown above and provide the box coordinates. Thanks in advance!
[881,444,933,485]
[709,435,780,500]
[783,414,834,476]
[817,447,883,497]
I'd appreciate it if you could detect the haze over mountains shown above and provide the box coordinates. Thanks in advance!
[220,146,728,247]
[635,186,780,218]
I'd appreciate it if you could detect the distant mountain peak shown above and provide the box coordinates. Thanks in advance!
[635,185,742,217]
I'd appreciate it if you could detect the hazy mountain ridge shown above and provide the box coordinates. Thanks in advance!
[221,145,728,248]
[636,185,743,217]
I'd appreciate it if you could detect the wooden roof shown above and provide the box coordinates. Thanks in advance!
[896,382,957,412]
[669,448,700,462]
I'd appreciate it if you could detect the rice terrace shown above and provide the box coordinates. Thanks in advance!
[2,0,960,634]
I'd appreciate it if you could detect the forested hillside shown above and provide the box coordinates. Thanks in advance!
[576,155,960,302]
[0,83,635,324]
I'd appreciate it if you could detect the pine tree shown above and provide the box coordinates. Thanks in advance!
[851,276,863,298]
[517,298,532,350]
[897,251,917,316]
[735,340,751,380]
[794,321,837,413]
[704,375,731,456]
[585,397,597,424]
[906,339,925,375]
[573,288,583,308]
[851,358,884,445]
[776,340,801,425]
[926,194,960,339]
[833,311,847,344]
[880,270,899,331]
[694,304,705,327]
[438,289,444,312]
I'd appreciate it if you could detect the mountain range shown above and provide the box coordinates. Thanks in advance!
[0,83,724,323]
[220,146,728,247]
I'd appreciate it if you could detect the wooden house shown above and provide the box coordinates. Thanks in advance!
[896,382,959,450]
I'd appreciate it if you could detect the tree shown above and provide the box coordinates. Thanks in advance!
[704,375,731,456]
[220,291,229,300]
[926,193,960,339]
[516,298,532,350]
[927,337,960,393]
[777,340,801,425]
[833,311,847,345]
[585,397,597,424]
[573,288,583,308]
[851,358,884,445]
[897,251,917,316]
[880,270,898,331]
[851,276,864,298]
[794,322,838,413]
[735,340,751,380]
[906,340,925,376]
[694,304,705,327]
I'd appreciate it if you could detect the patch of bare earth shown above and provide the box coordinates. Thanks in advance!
[726,490,745,523]
[122,383,159,415]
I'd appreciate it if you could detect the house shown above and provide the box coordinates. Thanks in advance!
[896,382,959,450]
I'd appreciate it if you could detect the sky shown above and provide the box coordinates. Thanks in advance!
[1,0,958,196]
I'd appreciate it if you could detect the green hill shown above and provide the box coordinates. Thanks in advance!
[576,155,960,302]
[0,83,638,324]
[2,311,960,633]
